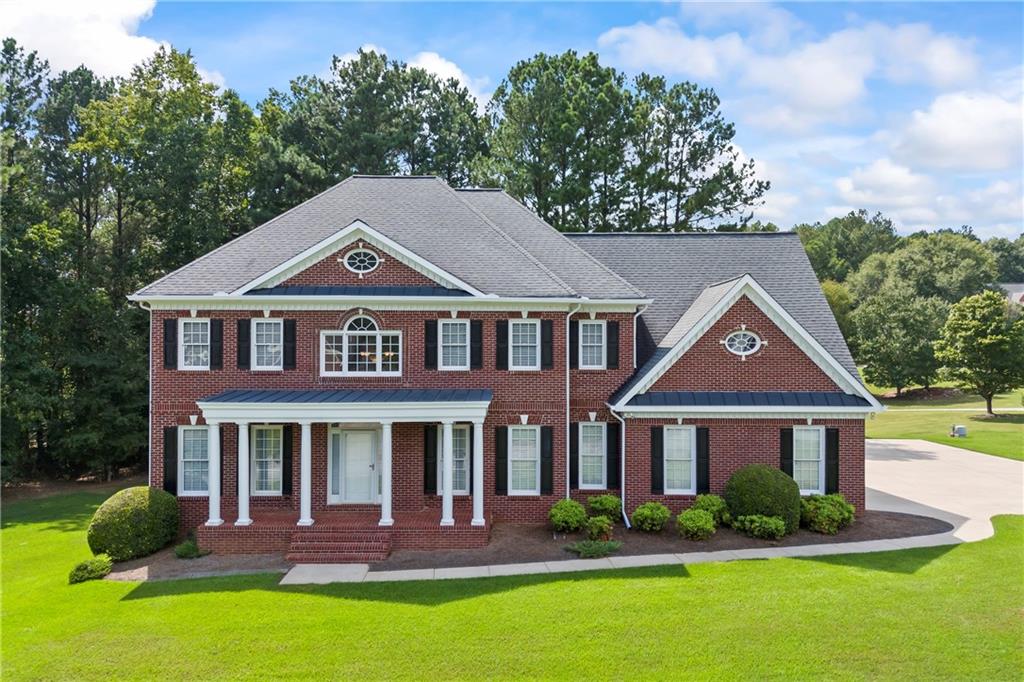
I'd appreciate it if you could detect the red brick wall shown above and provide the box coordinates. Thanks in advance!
[649,296,841,392]
[279,244,439,288]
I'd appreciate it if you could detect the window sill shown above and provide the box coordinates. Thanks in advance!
[177,492,209,498]
[177,367,210,372]
[251,492,283,497]
[663,491,697,497]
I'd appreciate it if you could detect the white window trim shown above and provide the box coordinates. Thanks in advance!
[251,424,284,497]
[177,317,210,371]
[663,425,697,495]
[793,425,826,495]
[319,329,403,377]
[250,318,284,371]
[578,319,607,370]
[578,422,607,490]
[508,425,541,496]
[342,247,381,274]
[509,319,541,371]
[436,424,471,496]
[177,425,209,497]
[438,319,471,372]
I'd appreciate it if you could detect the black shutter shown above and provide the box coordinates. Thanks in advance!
[780,428,794,477]
[541,320,554,369]
[163,426,178,493]
[606,421,620,489]
[495,321,508,370]
[495,426,508,494]
[424,425,438,494]
[424,321,438,369]
[163,319,177,369]
[696,427,710,494]
[650,426,664,494]
[210,319,223,370]
[237,319,251,369]
[470,320,483,369]
[540,426,554,495]
[825,428,840,494]
[281,425,293,495]
[283,320,297,369]
[607,321,620,370]
[569,423,579,489]
[569,321,579,369]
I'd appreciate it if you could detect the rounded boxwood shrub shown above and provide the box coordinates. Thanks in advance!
[586,515,613,541]
[69,554,112,584]
[549,498,587,533]
[677,508,716,540]
[631,502,671,532]
[691,494,731,527]
[733,514,787,540]
[801,494,855,535]
[587,494,622,522]
[87,486,179,561]
[723,464,800,534]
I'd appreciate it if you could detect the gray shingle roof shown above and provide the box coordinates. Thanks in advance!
[135,176,643,299]
[201,388,493,404]
[625,391,871,408]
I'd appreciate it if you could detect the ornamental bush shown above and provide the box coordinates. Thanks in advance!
[631,502,671,532]
[801,494,855,535]
[87,486,179,561]
[587,494,622,522]
[677,508,716,541]
[586,515,614,541]
[68,555,112,584]
[733,514,787,540]
[548,498,588,533]
[174,536,211,560]
[723,464,801,534]
[565,540,623,558]
[691,494,731,527]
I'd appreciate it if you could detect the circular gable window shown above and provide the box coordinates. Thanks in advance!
[724,330,762,357]
[344,248,379,274]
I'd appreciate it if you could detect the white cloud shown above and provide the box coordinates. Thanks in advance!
[680,2,805,49]
[409,51,490,105]
[335,43,388,65]
[836,158,936,212]
[597,18,747,80]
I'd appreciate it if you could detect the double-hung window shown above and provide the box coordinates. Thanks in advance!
[579,422,606,489]
[178,426,209,496]
[179,319,210,370]
[437,425,470,495]
[439,320,469,371]
[663,425,696,495]
[252,319,283,371]
[509,320,540,371]
[793,426,825,494]
[320,316,402,376]
[252,425,283,496]
[579,320,606,369]
[508,425,540,495]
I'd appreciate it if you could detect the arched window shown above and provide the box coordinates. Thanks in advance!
[321,315,401,376]
[345,316,378,332]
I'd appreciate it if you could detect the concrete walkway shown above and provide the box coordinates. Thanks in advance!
[280,439,1024,585]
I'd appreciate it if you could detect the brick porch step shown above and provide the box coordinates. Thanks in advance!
[287,527,392,563]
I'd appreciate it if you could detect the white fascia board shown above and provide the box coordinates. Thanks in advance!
[612,275,881,410]
[230,219,488,297]
[196,400,491,423]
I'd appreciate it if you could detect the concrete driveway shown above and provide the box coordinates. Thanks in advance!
[867,439,1024,542]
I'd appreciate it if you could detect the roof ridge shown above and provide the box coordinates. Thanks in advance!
[434,178,580,297]
[566,232,797,238]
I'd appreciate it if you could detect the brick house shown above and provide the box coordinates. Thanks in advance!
[130,176,881,561]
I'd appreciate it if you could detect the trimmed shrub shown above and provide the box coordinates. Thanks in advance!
[692,494,731,527]
[723,464,800,534]
[733,514,787,540]
[587,494,622,522]
[565,540,623,558]
[174,537,211,560]
[87,486,179,561]
[677,508,716,541]
[69,555,112,584]
[586,515,613,541]
[801,494,855,535]
[631,502,671,532]
[549,498,588,533]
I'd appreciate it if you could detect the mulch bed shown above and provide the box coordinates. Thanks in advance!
[371,510,953,571]
[107,547,291,582]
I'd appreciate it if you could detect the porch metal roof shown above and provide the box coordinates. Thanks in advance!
[202,388,493,404]
[624,391,871,408]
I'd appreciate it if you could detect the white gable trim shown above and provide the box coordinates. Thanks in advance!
[230,220,489,297]
[612,275,881,410]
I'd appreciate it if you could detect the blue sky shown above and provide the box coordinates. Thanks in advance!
[5,1,1022,238]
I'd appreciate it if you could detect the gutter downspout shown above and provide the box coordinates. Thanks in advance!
[632,304,648,369]
[565,302,582,498]
[610,406,630,529]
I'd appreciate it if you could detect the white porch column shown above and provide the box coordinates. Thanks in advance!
[297,421,314,526]
[471,419,485,526]
[440,419,455,526]
[205,421,223,526]
[235,422,252,526]
[379,421,394,527]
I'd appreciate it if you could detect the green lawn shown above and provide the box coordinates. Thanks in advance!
[3,492,1023,680]
[867,410,1024,461]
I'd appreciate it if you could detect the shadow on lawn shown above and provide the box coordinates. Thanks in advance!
[795,543,956,574]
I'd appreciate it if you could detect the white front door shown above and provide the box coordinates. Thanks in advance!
[329,429,380,504]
